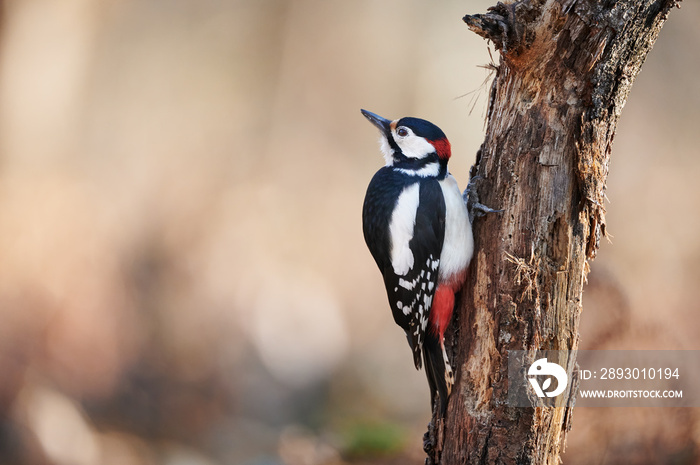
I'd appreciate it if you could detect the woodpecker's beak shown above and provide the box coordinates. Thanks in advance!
[361,109,392,134]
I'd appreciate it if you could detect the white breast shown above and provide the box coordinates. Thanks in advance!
[437,175,473,282]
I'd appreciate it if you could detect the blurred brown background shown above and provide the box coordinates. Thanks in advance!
[0,1,698,464]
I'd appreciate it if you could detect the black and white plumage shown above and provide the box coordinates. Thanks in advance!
[361,109,474,415]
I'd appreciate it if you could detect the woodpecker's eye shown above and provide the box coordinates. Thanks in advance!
[397,127,409,137]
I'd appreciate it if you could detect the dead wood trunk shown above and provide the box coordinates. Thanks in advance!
[432,1,681,464]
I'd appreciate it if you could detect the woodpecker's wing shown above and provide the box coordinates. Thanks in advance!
[388,179,445,369]
[362,169,446,369]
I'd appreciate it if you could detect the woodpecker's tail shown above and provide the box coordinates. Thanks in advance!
[422,330,454,416]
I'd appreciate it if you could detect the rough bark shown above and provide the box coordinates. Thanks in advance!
[430,1,681,464]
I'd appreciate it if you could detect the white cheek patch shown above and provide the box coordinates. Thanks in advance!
[389,183,420,276]
[395,135,435,160]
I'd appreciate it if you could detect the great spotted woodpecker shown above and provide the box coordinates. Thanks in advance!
[361,109,474,415]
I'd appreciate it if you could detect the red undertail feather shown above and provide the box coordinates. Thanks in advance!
[429,271,467,338]
[429,285,454,338]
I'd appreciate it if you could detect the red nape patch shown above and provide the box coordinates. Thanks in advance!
[430,137,451,160]
[429,285,455,338]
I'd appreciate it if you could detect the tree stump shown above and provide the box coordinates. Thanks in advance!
[430,1,682,464]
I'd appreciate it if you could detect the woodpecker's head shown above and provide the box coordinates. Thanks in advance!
[361,109,451,177]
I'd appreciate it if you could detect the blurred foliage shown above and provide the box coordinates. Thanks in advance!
[340,421,407,459]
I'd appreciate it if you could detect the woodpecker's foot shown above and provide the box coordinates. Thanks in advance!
[473,202,504,216]
[464,174,504,223]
